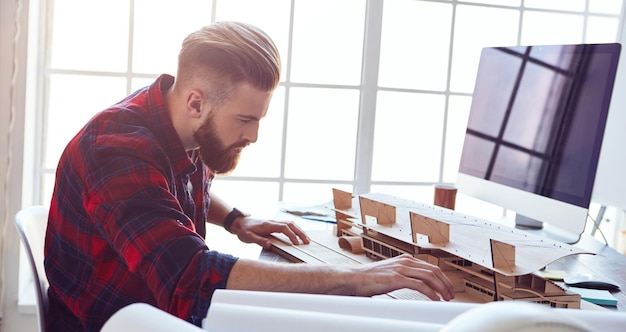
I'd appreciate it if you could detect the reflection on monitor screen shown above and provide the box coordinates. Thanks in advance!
[457,43,621,244]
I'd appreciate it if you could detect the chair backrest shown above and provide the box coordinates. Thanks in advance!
[15,205,50,332]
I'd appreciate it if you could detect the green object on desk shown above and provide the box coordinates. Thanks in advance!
[569,286,618,306]
[300,215,336,223]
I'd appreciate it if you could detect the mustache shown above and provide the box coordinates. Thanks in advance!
[230,141,250,149]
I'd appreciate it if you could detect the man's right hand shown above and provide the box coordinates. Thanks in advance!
[349,254,455,301]
[227,254,455,302]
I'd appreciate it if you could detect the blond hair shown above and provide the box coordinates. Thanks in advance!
[176,21,281,101]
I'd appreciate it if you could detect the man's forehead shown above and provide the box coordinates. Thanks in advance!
[224,83,273,117]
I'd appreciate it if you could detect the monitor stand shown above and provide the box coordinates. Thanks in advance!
[514,214,581,244]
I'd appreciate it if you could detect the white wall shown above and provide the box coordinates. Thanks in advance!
[0,0,37,330]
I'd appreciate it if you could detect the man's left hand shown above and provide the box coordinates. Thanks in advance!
[229,217,310,249]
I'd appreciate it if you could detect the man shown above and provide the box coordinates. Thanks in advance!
[45,21,454,331]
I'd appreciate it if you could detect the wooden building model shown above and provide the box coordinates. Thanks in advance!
[327,189,587,308]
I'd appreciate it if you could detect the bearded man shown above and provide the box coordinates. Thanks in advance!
[45,21,454,332]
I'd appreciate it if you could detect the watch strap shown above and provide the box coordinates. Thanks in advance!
[223,208,248,233]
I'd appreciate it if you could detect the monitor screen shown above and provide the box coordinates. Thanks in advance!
[456,43,621,243]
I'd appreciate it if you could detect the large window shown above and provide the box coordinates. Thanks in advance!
[28,0,623,219]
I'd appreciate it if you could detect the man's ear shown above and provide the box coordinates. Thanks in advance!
[187,90,205,119]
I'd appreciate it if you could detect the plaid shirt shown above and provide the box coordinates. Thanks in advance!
[45,74,238,331]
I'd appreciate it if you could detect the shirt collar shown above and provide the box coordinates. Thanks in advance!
[145,74,197,176]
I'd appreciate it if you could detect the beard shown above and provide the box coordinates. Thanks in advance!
[193,114,248,174]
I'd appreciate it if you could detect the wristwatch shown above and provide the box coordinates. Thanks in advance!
[223,208,249,233]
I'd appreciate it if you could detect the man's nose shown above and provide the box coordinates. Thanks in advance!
[244,122,259,143]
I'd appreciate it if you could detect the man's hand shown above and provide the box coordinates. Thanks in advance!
[227,253,455,302]
[229,216,310,249]
[350,254,455,301]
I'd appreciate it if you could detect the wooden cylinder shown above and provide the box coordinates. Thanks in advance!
[434,184,457,210]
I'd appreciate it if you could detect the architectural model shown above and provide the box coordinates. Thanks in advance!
[271,188,591,308]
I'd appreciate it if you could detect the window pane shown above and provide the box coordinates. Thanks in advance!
[521,12,584,45]
[215,0,292,82]
[282,183,350,206]
[230,88,285,178]
[461,0,521,6]
[450,5,520,93]
[372,91,445,182]
[131,77,158,93]
[589,0,623,14]
[443,95,472,183]
[42,173,56,206]
[44,74,127,168]
[524,0,585,11]
[378,0,452,91]
[455,193,506,221]
[290,0,366,85]
[211,180,280,218]
[284,88,359,180]
[586,16,620,43]
[133,0,213,74]
[205,223,262,259]
[50,0,129,72]
[370,185,434,207]
[37,1,625,213]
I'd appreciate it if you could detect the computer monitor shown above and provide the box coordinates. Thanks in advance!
[456,43,621,244]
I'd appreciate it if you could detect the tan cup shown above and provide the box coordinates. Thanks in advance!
[434,184,457,210]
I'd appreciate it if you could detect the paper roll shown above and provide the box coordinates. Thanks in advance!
[338,236,365,254]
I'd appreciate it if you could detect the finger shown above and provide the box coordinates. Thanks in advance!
[244,231,275,249]
[396,256,455,301]
[439,269,455,300]
[411,266,455,301]
[287,222,310,244]
[410,280,443,301]
[269,221,308,245]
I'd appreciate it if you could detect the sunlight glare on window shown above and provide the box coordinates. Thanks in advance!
[133,0,213,75]
[370,184,434,205]
[450,5,519,94]
[443,96,472,183]
[210,180,280,217]
[460,0,520,6]
[586,16,620,43]
[131,77,158,93]
[589,0,623,14]
[282,183,350,206]
[521,12,584,45]
[50,0,129,72]
[284,88,359,180]
[45,74,127,168]
[378,0,452,91]
[372,91,446,182]
[524,0,586,11]
[290,0,366,85]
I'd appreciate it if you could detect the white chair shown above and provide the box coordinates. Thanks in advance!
[101,303,204,332]
[15,205,50,332]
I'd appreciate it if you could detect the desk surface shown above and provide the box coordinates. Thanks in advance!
[261,211,626,311]
[549,234,626,311]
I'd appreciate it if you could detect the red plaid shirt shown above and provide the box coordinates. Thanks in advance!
[45,74,238,331]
